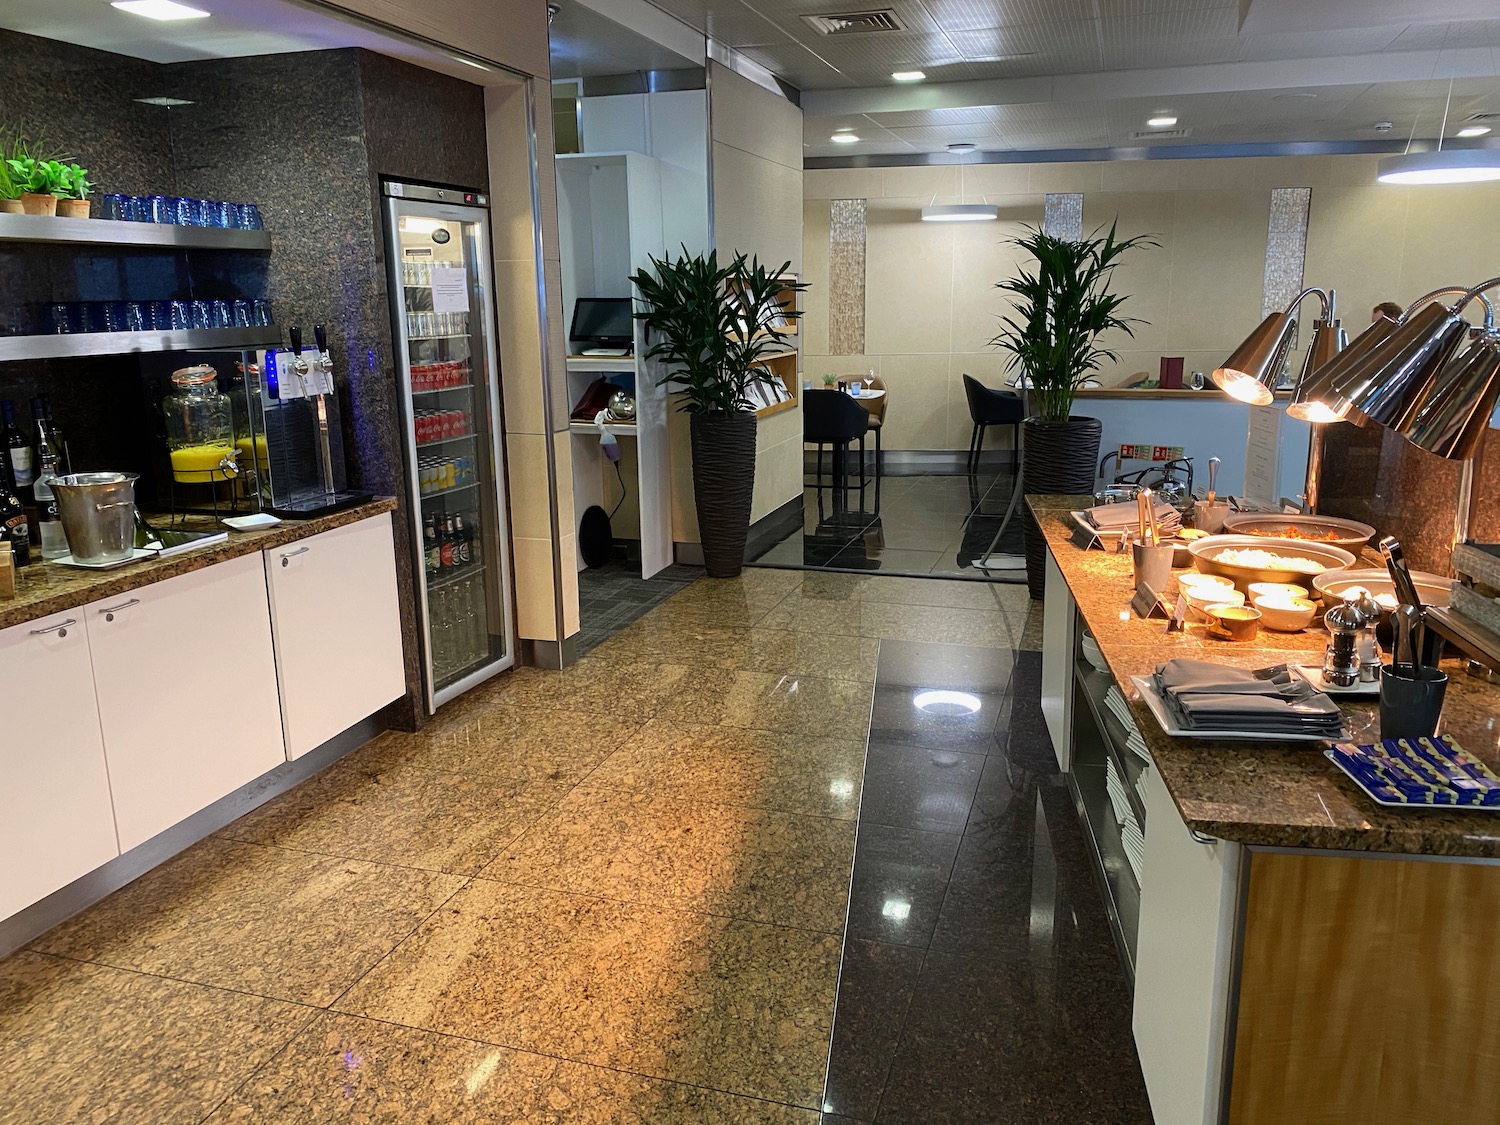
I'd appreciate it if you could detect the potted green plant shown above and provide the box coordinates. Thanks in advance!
[56,163,93,218]
[989,221,1155,598]
[0,127,34,213]
[6,155,69,216]
[631,247,806,577]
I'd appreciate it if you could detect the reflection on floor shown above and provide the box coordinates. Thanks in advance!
[750,469,1027,581]
[576,559,703,655]
[0,569,1149,1124]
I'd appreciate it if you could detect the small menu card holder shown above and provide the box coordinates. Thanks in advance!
[1131,580,1175,621]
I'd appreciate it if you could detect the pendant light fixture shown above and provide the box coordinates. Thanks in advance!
[1377,75,1500,184]
[921,147,997,222]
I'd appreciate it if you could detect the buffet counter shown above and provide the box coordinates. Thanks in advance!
[1030,494,1500,1125]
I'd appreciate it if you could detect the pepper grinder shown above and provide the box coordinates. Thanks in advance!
[1323,596,1363,688]
[1350,589,1383,682]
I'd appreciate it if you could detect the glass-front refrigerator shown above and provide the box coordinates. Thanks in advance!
[382,180,514,712]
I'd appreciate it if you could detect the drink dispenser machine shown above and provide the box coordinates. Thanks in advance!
[243,323,372,517]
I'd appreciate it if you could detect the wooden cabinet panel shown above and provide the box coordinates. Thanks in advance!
[264,514,405,759]
[88,552,285,851]
[0,610,118,919]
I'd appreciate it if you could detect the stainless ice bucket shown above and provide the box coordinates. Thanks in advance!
[51,473,139,564]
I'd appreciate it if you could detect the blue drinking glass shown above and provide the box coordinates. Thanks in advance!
[189,300,211,329]
[102,302,130,333]
[251,299,272,326]
[210,200,234,228]
[169,301,192,331]
[48,303,75,334]
[209,300,231,329]
[148,301,171,330]
[232,299,253,328]
[148,195,172,223]
[235,203,264,231]
[123,302,148,332]
[100,193,129,221]
[81,303,110,333]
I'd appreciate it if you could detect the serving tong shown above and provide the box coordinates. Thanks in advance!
[1380,535,1431,673]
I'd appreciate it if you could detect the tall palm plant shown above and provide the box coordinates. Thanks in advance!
[989,222,1155,422]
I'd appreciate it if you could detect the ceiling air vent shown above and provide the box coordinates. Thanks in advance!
[1131,127,1192,139]
[802,9,906,35]
[1466,112,1500,121]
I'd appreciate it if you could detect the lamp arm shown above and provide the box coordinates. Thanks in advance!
[1283,286,1331,320]
[1408,283,1498,330]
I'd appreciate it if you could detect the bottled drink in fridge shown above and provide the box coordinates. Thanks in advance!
[0,473,30,566]
[2,399,31,490]
[32,444,67,560]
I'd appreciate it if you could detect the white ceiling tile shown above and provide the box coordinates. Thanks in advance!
[918,0,1095,32]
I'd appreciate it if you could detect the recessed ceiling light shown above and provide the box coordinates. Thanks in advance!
[1272,92,1318,100]
[111,0,210,19]
[831,132,859,143]
[134,96,194,106]
[453,56,489,71]
[1146,114,1178,128]
[891,70,925,82]
[947,142,977,155]
[1458,124,1492,138]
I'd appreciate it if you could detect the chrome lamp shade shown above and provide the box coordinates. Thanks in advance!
[1400,330,1500,460]
[1325,302,1470,430]
[1211,311,1295,405]
[1285,318,1349,422]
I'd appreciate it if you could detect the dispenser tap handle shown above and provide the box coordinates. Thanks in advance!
[289,325,303,355]
[313,323,327,355]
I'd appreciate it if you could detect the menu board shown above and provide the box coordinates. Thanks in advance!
[1243,404,1281,508]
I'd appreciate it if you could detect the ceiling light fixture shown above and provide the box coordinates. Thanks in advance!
[946,142,977,155]
[1458,124,1492,138]
[920,149,996,221]
[830,132,859,144]
[1378,76,1500,184]
[452,56,490,71]
[1146,114,1177,128]
[111,0,210,19]
[134,96,194,106]
[891,70,925,82]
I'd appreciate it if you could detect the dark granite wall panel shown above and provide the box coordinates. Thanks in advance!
[1318,422,1500,574]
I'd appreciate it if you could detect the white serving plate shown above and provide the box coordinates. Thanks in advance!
[52,547,153,570]
[1130,674,1349,742]
[223,513,282,531]
[1291,664,1380,698]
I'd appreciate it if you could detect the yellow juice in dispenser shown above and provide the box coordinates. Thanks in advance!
[235,434,271,474]
[169,443,235,482]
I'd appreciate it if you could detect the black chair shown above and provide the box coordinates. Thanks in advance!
[804,389,870,508]
[962,374,1024,473]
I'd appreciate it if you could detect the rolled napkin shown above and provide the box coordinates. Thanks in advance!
[1085,500,1182,533]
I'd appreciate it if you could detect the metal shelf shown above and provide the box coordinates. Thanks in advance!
[408,333,470,342]
[1075,659,1149,829]
[0,326,281,363]
[427,562,486,592]
[419,481,479,502]
[0,212,271,251]
[416,433,476,449]
[569,420,637,436]
[411,384,473,397]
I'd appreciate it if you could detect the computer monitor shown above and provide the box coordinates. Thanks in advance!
[569,297,634,350]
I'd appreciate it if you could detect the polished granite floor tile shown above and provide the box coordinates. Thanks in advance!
[653,669,874,741]
[876,948,1151,1125]
[867,685,1008,755]
[858,575,1031,612]
[831,547,945,574]
[205,1010,820,1124]
[367,706,645,786]
[221,753,552,876]
[757,592,868,637]
[857,601,1028,647]
[480,657,695,718]
[820,939,924,1123]
[0,951,312,1125]
[857,742,986,834]
[481,784,856,933]
[876,637,1020,695]
[586,720,866,820]
[31,837,465,1006]
[843,823,960,949]
[334,880,841,1108]
[963,752,1063,840]
[596,623,881,684]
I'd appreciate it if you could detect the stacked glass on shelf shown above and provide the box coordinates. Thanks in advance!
[417,454,476,495]
[407,310,468,338]
[424,511,487,680]
[410,360,469,390]
[414,408,470,445]
[98,194,264,229]
[38,298,272,335]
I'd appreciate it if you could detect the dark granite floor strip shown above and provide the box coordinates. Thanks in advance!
[822,644,1153,1124]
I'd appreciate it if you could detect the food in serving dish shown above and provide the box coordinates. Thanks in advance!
[1250,581,1310,600]
[1312,569,1452,609]
[1189,534,1357,592]
[1221,513,1376,554]
[1212,547,1331,572]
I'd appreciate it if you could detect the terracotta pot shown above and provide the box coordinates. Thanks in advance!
[20,192,57,216]
[57,198,90,218]
[0,199,22,214]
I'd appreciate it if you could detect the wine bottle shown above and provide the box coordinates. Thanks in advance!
[0,472,31,567]
[2,399,32,490]
[32,442,67,560]
[42,397,70,476]
[28,398,54,503]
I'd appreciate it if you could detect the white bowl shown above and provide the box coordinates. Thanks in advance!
[1183,585,1245,619]
[1080,633,1108,673]
[1178,572,1237,595]
[1251,594,1318,632]
[1249,581,1309,601]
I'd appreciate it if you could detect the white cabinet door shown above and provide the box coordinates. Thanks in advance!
[264,515,405,760]
[1041,548,1076,770]
[88,552,285,852]
[0,610,119,919]
[1134,768,1243,1125]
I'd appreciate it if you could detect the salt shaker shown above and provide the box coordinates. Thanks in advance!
[1349,590,1383,682]
[1323,597,1363,688]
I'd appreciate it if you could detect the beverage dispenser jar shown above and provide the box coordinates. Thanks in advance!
[163,365,238,484]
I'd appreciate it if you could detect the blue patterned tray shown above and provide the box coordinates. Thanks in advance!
[1326,735,1500,809]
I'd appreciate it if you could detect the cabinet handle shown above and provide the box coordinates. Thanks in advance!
[30,617,76,637]
[1188,828,1218,845]
[99,598,140,622]
[280,546,310,567]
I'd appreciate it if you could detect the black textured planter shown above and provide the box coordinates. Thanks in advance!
[691,410,758,578]
[1021,415,1102,600]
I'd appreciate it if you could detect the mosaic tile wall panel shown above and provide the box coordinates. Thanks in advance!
[1263,186,1312,348]
[828,198,867,356]
[1042,193,1083,241]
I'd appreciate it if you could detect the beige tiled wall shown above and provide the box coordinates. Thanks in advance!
[803,154,1500,452]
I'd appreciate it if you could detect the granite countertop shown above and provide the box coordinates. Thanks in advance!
[0,498,397,632]
[1032,495,1500,858]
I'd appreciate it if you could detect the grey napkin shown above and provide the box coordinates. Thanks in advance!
[1154,658,1343,733]
[1085,501,1182,532]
